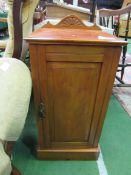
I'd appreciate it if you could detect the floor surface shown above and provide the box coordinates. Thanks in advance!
[12,96,131,175]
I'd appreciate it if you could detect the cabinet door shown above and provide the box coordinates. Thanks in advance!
[47,62,101,147]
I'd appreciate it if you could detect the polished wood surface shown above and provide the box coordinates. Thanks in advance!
[48,63,100,142]
[28,28,126,45]
[27,15,126,160]
[27,16,126,46]
[12,0,23,59]
[0,0,23,59]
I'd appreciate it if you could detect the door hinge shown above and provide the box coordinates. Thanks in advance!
[39,101,46,119]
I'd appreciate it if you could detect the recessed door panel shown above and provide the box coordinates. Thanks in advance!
[47,62,101,144]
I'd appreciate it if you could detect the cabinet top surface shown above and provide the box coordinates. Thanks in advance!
[27,15,126,46]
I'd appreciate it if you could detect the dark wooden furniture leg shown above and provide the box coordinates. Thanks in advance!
[12,0,23,59]
[5,142,21,175]
[90,0,97,22]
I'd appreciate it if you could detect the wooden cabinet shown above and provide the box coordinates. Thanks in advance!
[27,15,126,160]
[45,3,91,20]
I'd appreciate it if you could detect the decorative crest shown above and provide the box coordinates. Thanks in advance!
[42,15,101,30]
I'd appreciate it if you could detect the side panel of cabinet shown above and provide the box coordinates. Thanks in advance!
[90,47,122,146]
[29,44,44,148]
[30,44,51,148]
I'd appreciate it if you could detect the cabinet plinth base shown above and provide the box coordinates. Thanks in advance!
[37,147,100,160]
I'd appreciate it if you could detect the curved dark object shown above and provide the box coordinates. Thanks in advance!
[12,0,23,59]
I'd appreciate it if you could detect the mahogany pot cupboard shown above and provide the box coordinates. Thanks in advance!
[26,15,126,160]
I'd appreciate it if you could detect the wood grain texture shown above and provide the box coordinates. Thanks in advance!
[29,44,44,148]
[47,62,101,143]
[27,15,126,160]
[26,15,127,46]
[27,28,127,46]
[37,147,100,160]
